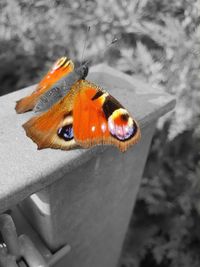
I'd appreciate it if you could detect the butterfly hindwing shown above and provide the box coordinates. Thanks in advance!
[23,82,79,150]
[15,57,74,113]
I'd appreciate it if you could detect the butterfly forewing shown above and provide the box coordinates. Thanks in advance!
[73,80,141,152]
[15,57,74,113]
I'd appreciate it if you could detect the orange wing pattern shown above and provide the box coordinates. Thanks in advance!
[23,80,141,152]
[15,57,74,113]
[73,80,141,152]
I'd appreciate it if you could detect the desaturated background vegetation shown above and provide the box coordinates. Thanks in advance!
[0,0,200,266]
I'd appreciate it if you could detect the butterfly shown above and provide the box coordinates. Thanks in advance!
[15,57,141,152]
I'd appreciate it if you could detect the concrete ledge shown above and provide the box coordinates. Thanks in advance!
[0,64,175,214]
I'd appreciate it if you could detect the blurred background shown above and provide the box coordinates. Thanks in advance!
[0,0,199,266]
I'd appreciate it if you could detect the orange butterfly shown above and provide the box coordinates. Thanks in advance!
[16,57,141,152]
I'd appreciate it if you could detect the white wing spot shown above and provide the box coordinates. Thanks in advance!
[101,123,107,133]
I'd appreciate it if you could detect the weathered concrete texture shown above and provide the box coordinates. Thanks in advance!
[0,65,175,214]
[20,122,156,267]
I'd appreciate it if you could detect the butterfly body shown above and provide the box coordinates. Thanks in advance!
[34,63,89,113]
[16,57,141,152]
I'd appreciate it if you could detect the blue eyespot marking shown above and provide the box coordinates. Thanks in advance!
[108,117,137,141]
[57,124,74,141]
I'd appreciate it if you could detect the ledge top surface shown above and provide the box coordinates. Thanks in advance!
[0,64,175,213]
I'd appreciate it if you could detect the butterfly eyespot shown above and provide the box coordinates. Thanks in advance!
[108,110,136,141]
[57,124,74,141]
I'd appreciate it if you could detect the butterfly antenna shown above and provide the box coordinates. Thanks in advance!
[81,26,91,63]
[107,37,118,49]
[86,37,118,66]
[106,36,118,53]
[98,37,118,56]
